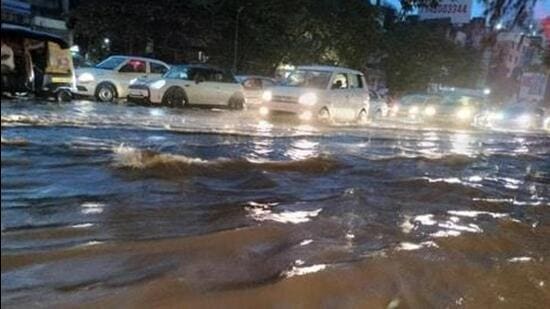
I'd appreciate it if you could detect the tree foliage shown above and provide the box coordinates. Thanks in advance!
[72,0,485,93]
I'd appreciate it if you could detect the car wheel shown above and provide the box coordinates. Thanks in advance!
[95,83,116,102]
[228,96,244,110]
[162,87,187,108]
[56,89,72,102]
[357,109,369,125]
[317,107,331,124]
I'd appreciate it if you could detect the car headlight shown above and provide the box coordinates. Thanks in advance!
[150,80,166,89]
[298,92,317,106]
[488,112,504,121]
[77,72,94,83]
[544,117,550,130]
[262,90,272,102]
[129,78,138,85]
[517,114,531,126]
[409,106,419,115]
[456,107,472,120]
[424,106,436,116]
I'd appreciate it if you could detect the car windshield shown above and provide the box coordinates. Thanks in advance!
[284,70,331,89]
[164,66,189,80]
[440,95,483,106]
[95,56,126,70]
[400,95,427,106]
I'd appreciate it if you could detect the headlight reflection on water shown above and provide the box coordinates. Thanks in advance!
[285,139,319,160]
[451,132,476,156]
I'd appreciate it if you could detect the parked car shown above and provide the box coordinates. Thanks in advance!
[75,55,169,102]
[235,75,277,108]
[127,64,245,109]
[259,65,370,123]
[475,104,547,131]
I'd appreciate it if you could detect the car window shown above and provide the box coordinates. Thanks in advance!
[349,74,364,89]
[150,62,168,74]
[426,96,442,105]
[164,66,189,80]
[95,56,126,70]
[207,69,235,83]
[188,68,208,82]
[208,70,225,82]
[243,78,262,89]
[331,73,348,89]
[285,70,331,89]
[262,79,275,88]
[119,59,146,73]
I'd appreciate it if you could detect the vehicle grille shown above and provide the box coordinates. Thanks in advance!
[129,84,149,90]
[272,95,298,104]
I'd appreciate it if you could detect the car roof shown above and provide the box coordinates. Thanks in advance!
[296,65,363,75]
[108,55,168,65]
[236,75,275,81]
[170,63,227,71]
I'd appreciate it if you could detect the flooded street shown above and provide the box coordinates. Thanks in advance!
[2,100,550,308]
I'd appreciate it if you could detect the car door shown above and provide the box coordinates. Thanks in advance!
[149,61,169,80]
[206,69,240,106]
[328,72,353,121]
[117,58,147,93]
[349,73,369,118]
[184,68,214,105]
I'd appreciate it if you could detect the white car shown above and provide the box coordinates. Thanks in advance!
[75,55,170,102]
[260,66,370,123]
[127,64,245,109]
[235,75,277,108]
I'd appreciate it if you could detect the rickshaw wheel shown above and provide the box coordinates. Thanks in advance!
[56,89,72,102]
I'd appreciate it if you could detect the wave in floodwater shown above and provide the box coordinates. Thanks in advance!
[112,145,344,176]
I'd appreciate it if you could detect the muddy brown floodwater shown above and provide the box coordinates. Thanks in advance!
[2,100,550,308]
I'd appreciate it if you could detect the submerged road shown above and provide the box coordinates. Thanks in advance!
[2,100,550,307]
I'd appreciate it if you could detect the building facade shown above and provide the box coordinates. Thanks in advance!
[1,0,72,42]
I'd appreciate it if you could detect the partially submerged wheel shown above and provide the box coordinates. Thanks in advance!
[317,107,331,124]
[56,89,72,102]
[95,83,117,102]
[161,87,187,108]
[228,95,244,110]
[357,109,368,125]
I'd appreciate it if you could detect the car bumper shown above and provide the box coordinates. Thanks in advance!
[127,87,151,104]
[75,82,96,96]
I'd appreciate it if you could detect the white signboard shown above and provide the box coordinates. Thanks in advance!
[419,0,473,24]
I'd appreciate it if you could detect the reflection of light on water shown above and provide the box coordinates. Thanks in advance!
[285,139,319,160]
[513,137,529,154]
[508,256,533,263]
[397,241,438,251]
[71,223,94,228]
[450,133,475,155]
[406,209,512,239]
[149,108,165,117]
[244,201,322,224]
[247,138,274,161]
[81,202,105,214]
[255,120,273,135]
[284,264,327,278]
[73,101,95,116]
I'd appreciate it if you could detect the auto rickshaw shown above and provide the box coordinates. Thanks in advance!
[1,23,75,101]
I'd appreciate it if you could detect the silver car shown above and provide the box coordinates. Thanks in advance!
[75,55,170,102]
[260,66,370,123]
